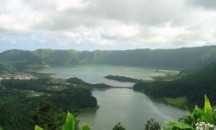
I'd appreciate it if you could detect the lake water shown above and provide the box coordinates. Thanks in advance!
[39,64,188,130]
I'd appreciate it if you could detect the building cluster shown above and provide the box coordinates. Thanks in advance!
[0,73,37,80]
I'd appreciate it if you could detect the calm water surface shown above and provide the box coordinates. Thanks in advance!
[40,64,162,87]
[39,64,188,130]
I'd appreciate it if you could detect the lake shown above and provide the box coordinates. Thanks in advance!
[39,64,188,130]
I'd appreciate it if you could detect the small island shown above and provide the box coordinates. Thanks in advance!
[104,75,141,83]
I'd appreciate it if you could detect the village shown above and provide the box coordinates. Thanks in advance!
[0,72,37,81]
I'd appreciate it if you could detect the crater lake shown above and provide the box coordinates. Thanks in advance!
[39,64,188,130]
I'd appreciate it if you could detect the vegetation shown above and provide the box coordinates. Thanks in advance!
[112,122,126,130]
[163,97,188,107]
[0,75,100,130]
[1,46,216,73]
[67,77,111,89]
[0,60,15,73]
[0,49,45,71]
[105,75,140,83]
[163,95,216,130]
[1,46,216,129]
[133,62,216,108]
[144,119,160,130]
[35,112,90,130]
[43,95,213,130]
[33,101,58,130]
[1,95,215,130]
[156,69,179,75]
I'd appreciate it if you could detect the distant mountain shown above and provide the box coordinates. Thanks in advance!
[0,49,44,71]
[1,46,216,72]
[92,46,216,69]
[133,61,216,107]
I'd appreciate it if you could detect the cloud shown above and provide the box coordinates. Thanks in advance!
[0,0,216,50]
[84,0,188,24]
[186,0,216,10]
[0,0,191,31]
[56,0,89,10]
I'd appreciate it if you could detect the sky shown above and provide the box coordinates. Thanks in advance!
[0,0,216,51]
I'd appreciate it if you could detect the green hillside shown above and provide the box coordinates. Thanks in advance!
[0,49,45,71]
[1,46,216,73]
[133,62,216,107]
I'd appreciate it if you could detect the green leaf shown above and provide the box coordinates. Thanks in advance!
[34,125,44,130]
[62,112,75,130]
[202,95,213,123]
[0,128,3,130]
[82,123,90,130]
[165,121,194,130]
[191,106,203,123]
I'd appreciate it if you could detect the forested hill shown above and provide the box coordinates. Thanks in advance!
[133,61,216,107]
[1,45,216,72]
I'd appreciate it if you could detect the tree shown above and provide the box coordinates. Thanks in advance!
[33,100,57,130]
[144,119,160,130]
[112,122,126,130]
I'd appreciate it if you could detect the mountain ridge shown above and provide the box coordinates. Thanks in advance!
[1,45,216,72]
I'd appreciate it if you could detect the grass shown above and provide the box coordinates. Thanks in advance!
[163,97,188,107]
[157,69,179,75]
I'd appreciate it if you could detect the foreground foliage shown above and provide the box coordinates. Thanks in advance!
[0,95,215,130]
[34,95,216,130]
[35,112,90,130]
[33,95,216,130]
[164,95,216,130]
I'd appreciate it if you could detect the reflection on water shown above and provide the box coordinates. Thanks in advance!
[39,64,188,130]
[78,89,187,130]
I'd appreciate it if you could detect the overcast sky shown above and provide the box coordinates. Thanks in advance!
[0,0,216,51]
